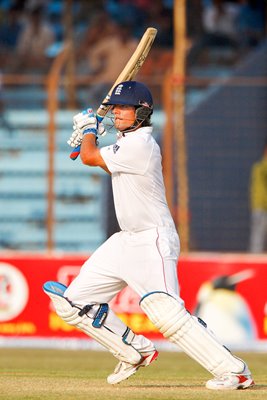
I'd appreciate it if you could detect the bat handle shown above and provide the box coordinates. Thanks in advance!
[69,114,104,161]
[70,145,81,160]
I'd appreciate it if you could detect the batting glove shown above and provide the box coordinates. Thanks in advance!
[67,126,83,148]
[73,108,106,136]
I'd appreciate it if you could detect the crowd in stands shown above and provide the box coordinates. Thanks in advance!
[187,0,266,66]
[0,0,266,77]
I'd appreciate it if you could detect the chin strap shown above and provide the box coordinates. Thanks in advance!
[117,122,142,137]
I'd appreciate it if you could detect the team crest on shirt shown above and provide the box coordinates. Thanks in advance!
[113,144,120,153]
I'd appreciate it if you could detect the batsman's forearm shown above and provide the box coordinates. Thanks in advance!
[80,134,98,164]
[80,134,109,173]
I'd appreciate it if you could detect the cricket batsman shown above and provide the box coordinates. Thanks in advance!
[44,81,254,390]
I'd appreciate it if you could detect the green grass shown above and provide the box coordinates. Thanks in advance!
[0,349,266,399]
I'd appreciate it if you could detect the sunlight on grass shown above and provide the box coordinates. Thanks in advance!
[0,349,266,400]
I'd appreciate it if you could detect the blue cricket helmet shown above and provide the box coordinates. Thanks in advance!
[105,81,153,108]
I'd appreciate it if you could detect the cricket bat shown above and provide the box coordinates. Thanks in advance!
[70,27,157,160]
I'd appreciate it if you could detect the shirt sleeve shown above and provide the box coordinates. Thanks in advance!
[100,135,153,175]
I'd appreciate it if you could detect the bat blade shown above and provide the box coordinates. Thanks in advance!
[70,27,157,160]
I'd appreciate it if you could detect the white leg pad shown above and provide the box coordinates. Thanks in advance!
[140,292,245,377]
[44,284,141,364]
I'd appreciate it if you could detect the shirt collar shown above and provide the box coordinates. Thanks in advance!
[117,126,153,138]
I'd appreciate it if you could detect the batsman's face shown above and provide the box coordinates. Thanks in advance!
[112,105,136,131]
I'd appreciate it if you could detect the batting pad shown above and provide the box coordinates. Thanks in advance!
[43,281,142,364]
[140,291,245,377]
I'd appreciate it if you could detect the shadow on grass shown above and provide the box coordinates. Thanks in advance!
[126,383,267,390]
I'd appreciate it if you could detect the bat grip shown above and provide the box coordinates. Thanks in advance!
[69,114,104,161]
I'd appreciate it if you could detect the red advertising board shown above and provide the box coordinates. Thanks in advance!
[0,252,266,348]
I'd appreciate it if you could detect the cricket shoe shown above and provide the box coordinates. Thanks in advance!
[107,349,159,384]
[206,363,255,390]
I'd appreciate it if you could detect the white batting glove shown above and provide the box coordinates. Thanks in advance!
[67,127,83,148]
[97,120,107,136]
[73,108,106,137]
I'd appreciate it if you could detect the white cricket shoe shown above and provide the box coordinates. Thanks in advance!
[107,349,159,384]
[206,364,255,390]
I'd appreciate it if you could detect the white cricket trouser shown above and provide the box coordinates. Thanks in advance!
[64,227,181,352]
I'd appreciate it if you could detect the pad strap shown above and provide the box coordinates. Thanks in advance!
[43,281,141,364]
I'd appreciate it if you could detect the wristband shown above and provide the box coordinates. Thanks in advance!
[83,128,97,136]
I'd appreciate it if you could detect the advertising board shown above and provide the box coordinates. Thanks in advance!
[0,253,266,349]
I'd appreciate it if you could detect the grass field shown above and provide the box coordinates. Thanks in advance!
[0,349,266,400]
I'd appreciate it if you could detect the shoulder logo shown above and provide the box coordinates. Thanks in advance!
[114,84,123,96]
[113,144,120,154]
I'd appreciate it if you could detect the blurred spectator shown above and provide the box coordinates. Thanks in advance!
[75,10,116,71]
[187,0,241,66]
[76,21,138,106]
[236,0,266,48]
[249,143,267,253]
[74,0,106,33]
[23,0,47,9]
[187,0,204,40]
[202,0,240,43]
[154,6,173,48]
[105,0,174,39]
[11,5,55,73]
[46,1,64,42]
[0,5,23,71]
[105,0,147,37]
[88,22,138,83]
[144,0,173,48]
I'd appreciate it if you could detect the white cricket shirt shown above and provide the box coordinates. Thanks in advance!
[100,126,175,232]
